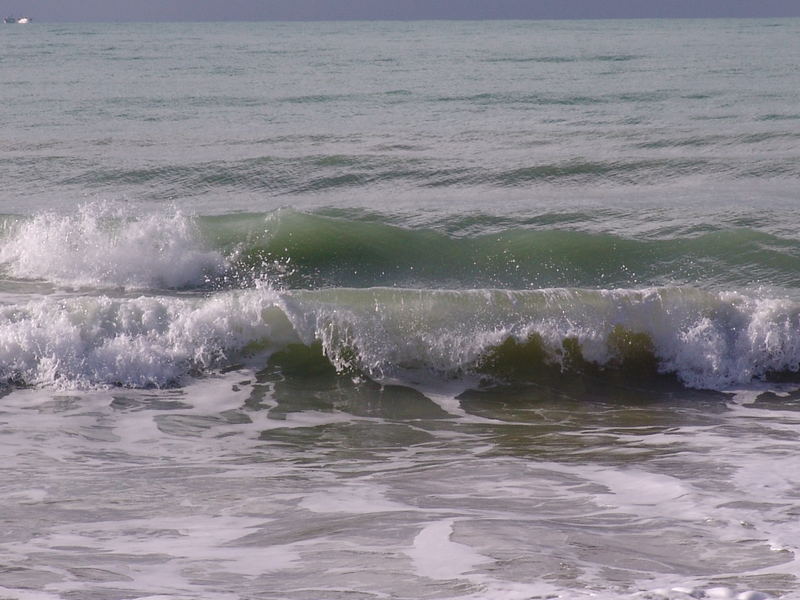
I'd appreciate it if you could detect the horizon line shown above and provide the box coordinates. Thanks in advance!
[7,15,800,23]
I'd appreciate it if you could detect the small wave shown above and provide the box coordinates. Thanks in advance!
[757,113,800,121]
[54,148,786,200]
[636,132,800,149]
[281,93,358,104]
[0,204,226,289]
[60,154,445,197]
[432,90,666,107]
[490,158,710,185]
[433,92,605,106]
[485,56,580,64]
[484,54,641,64]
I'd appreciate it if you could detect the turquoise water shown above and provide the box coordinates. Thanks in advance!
[1,19,800,600]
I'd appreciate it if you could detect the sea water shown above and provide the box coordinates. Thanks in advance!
[1,19,800,600]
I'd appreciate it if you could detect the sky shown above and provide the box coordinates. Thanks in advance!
[2,0,800,22]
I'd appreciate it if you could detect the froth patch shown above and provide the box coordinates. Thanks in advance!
[0,204,226,289]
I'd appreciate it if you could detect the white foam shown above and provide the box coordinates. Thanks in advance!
[407,519,491,581]
[27,515,301,599]
[0,203,226,289]
[300,485,415,514]
[0,285,295,388]
[0,587,64,600]
[590,468,705,519]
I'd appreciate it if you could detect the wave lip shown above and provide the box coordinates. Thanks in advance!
[0,204,227,290]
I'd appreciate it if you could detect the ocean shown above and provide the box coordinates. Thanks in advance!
[1,18,800,600]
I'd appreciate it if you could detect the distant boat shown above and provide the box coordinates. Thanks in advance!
[17,17,31,24]
[3,16,32,23]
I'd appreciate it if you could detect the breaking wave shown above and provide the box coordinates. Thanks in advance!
[2,285,800,391]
